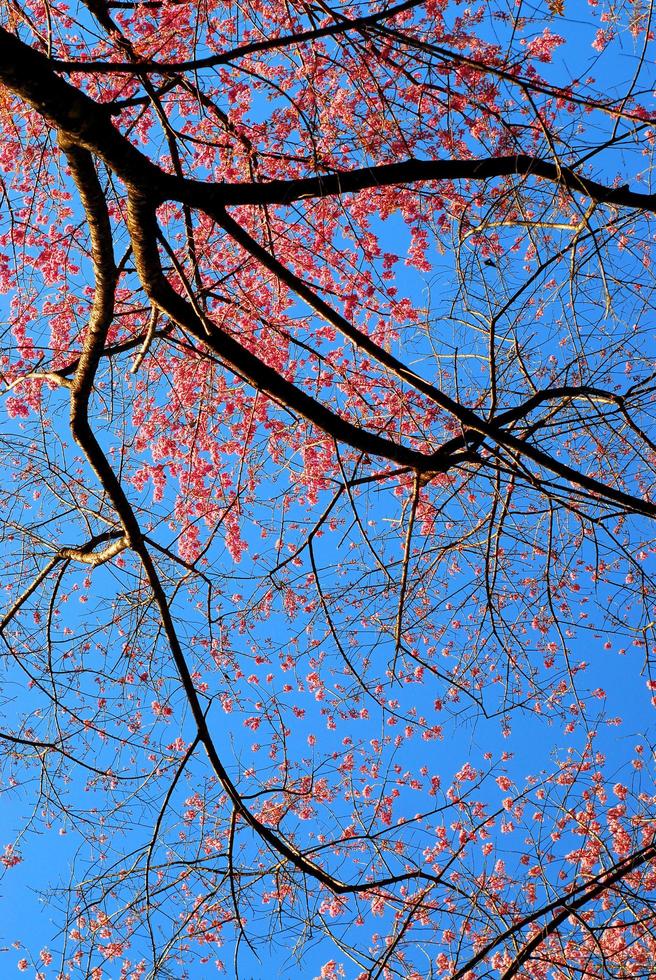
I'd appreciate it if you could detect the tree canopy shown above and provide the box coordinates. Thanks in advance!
[1,0,656,977]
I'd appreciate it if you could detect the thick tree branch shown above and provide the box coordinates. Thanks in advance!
[0,29,163,190]
[0,28,655,217]
[215,209,656,519]
[188,156,656,211]
[126,191,453,472]
[59,531,128,566]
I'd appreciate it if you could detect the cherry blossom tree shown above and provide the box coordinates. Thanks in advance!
[1,0,656,976]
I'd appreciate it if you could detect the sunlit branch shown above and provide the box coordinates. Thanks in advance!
[59,530,128,566]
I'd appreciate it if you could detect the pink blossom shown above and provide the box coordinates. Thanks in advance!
[526,28,565,63]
